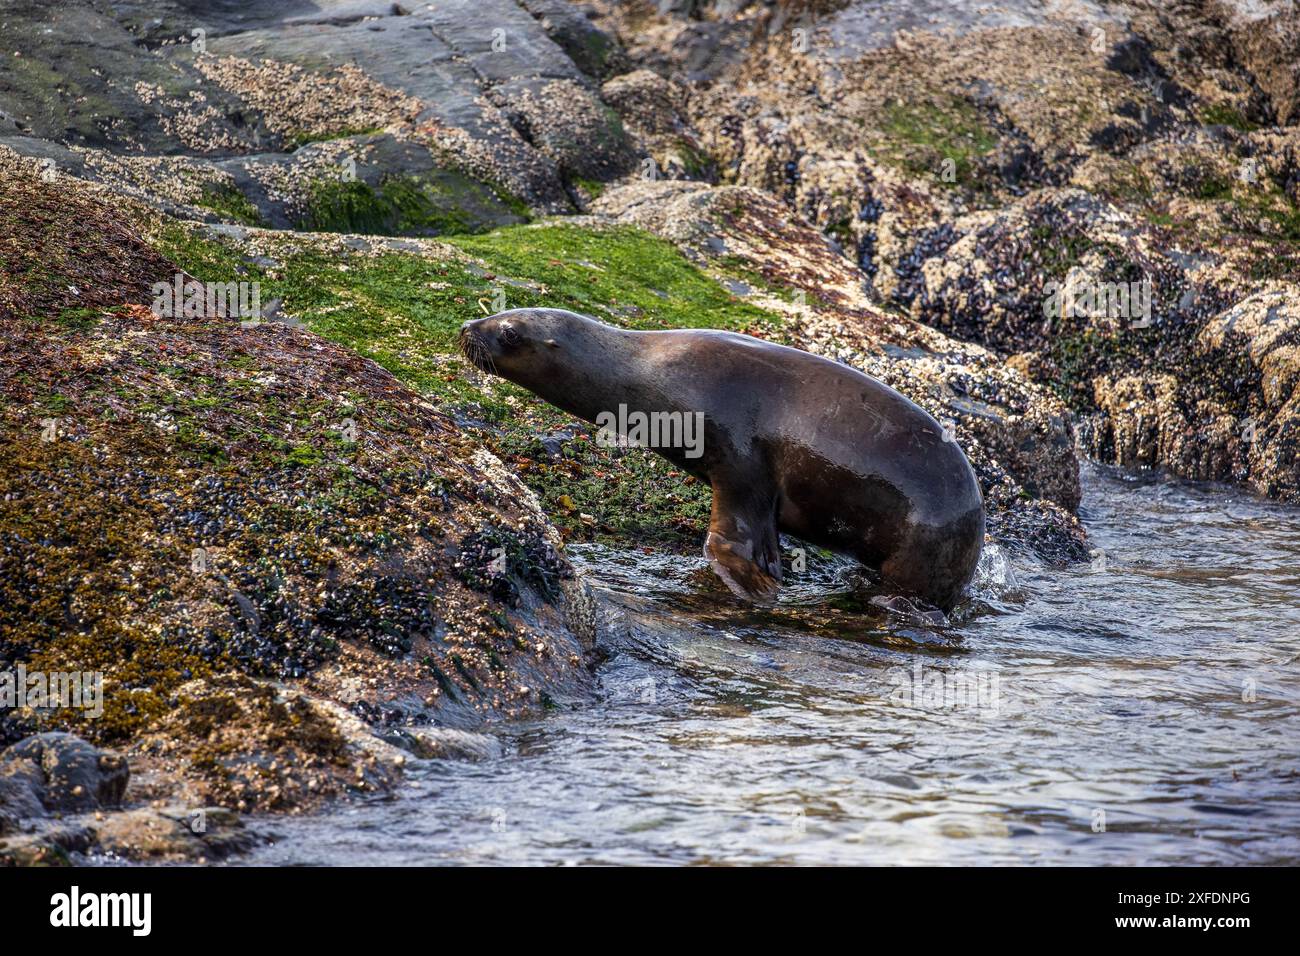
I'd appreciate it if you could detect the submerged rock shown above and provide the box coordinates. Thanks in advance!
[383,727,504,761]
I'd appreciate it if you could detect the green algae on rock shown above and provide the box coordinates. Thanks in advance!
[141,175,1087,562]
[145,214,779,550]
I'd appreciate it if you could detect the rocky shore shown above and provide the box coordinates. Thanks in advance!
[2,0,1296,862]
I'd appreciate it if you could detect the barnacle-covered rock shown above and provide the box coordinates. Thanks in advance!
[601,70,717,182]
[0,170,597,837]
[1084,284,1300,498]
[589,0,1300,505]
[0,0,651,223]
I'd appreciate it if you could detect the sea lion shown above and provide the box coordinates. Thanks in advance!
[460,308,985,611]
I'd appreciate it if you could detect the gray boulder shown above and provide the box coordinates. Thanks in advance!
[1,733,129,815]
[0,0,643,222]
[518,1,630,80]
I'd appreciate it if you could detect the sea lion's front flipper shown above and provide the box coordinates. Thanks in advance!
[704,479,782,603]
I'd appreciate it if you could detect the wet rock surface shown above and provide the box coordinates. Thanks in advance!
[1083,284,1300,497]
[587,0,1300,501]
[0,732,254,864]
[520,0,631,81]
[2,733,129,813]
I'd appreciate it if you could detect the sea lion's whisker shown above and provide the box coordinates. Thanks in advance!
[477,337,497,375]
[459,331,496,375]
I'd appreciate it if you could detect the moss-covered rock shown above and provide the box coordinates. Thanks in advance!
[144,210,779,550]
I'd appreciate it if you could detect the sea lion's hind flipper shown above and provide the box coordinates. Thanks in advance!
[704,480,782,603]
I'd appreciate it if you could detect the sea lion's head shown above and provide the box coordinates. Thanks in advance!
[459,308,561,378]
[459,307,633,423]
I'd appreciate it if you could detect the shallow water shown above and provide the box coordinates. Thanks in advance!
[244,463,1300,865]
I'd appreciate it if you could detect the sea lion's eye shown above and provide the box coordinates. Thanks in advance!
[499,326,522,348]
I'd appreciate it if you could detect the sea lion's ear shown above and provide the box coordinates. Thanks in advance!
[704,478,782,604]
[544,339,559,348]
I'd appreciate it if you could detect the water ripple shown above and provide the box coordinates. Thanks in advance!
[245,463,1300,866]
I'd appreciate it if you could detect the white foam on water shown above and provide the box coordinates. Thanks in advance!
[970,541,1021,597]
